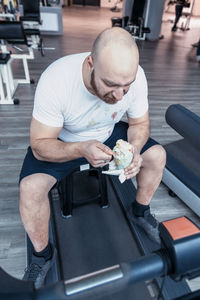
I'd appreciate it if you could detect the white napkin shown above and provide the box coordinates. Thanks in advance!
[102,160,126,183]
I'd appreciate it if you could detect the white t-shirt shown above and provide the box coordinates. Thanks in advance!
[33,52,148,143]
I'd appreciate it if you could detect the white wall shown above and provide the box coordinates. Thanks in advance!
[192,0,200,16]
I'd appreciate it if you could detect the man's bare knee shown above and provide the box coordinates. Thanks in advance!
[153,145,166,167]
[20,174,56,204]
[142,145,166,169]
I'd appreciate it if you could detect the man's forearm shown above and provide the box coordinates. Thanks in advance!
[31,139,83,162]
[127,122,150,153]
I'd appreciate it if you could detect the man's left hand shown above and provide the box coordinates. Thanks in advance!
[124,149,143,179]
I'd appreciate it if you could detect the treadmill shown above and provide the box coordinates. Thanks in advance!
[26,170,191,299]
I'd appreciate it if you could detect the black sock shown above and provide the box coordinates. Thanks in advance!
[132,201,149,217]
[34,243,53,261]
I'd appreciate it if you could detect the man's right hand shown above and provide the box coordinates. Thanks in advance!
[81,140,113,168]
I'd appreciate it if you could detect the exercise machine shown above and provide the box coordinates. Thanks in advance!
[0,20,34,104]
[14,163,200,300]
[1,182,200,299]
[111,0,165,41]
[162,104,200,217]
[111,0,151,40]
[0,0,19,20]
[126,0,150,40]
[19,0,44,56]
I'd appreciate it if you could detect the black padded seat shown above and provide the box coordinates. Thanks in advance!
[165,148,200,197]
[0,21,28,45]
[162,104,200,216]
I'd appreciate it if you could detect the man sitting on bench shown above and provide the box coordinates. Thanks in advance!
[19,27,166,288]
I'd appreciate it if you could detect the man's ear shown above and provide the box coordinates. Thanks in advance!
[87,55,94,71]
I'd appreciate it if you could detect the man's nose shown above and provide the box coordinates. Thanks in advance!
[112,87,124,101]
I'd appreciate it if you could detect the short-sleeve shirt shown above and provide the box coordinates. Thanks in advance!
[33,52,148,143]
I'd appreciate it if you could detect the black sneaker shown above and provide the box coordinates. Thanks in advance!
[129,208,161,244]
[23,247,57,289]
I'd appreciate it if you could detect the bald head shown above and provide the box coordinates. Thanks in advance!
[91,27,138,62]
[90,27,139,83]
[84,28,139,104]
[91,27,138,58]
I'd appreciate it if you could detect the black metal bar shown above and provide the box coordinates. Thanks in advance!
[35,253,166,300]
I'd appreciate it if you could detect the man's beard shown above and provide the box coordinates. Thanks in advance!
[90,70,118,104]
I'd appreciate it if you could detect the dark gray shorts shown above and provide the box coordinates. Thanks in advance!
[19,121,158,183]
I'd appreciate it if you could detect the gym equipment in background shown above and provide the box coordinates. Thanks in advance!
[0,0,19,20]
[19,0,62,38]
[0,20,34,104]
[72,0,100,6]
[111,0,151,40]
[126,0,150,39]
[19,0,44,56]
[162,104,200,217]
[111,0,165,41]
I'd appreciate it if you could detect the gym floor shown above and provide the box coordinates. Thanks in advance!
[0,4,200,296]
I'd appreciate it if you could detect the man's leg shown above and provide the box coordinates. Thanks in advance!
[19,146,87,253]
[19,146,88,288]
[19,173,56,252]
[104,122,166,243]
[19,173,57,288]
[131,144,166,244]
[172,4,183,31]
[136,145,166,205]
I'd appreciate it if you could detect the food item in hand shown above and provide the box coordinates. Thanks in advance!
[113,139,133,169]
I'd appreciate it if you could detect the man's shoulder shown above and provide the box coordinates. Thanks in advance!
[137,65,145,75]
[127,65,147,96]
[134,65,146,82]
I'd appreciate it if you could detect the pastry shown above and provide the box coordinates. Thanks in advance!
[113,139,133,169]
